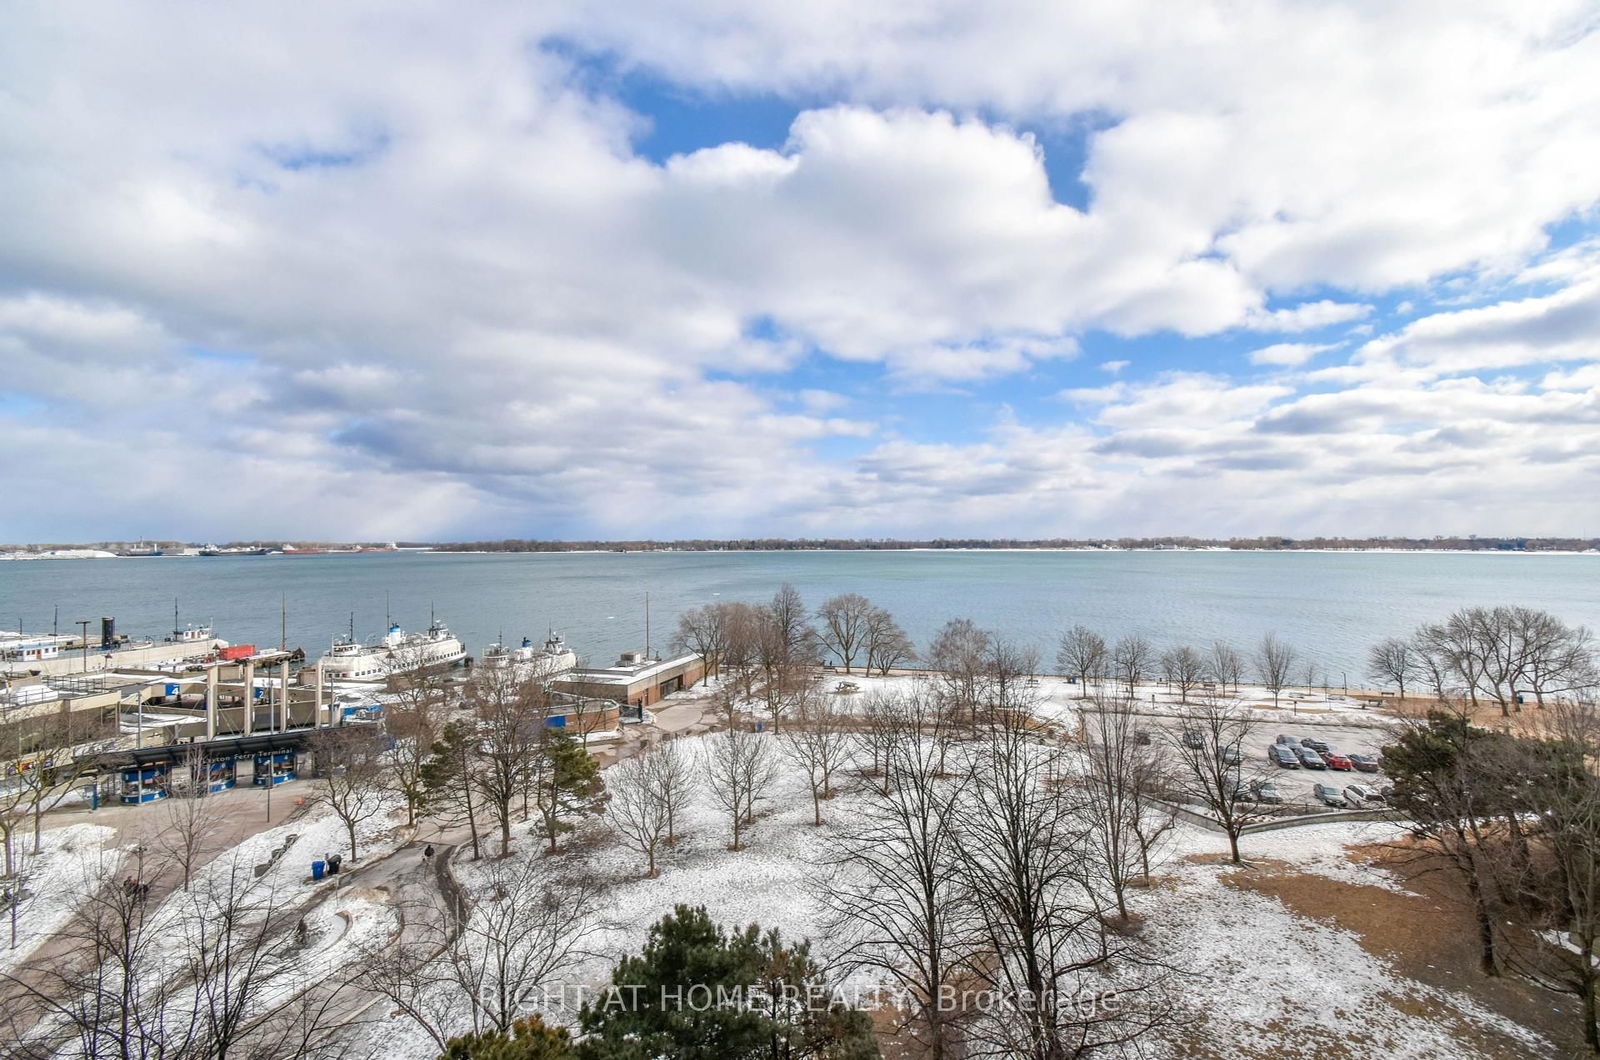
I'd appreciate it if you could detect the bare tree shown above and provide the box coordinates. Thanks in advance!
[1415,606,1596,716]
[719,601,766,705]
[1056,625,1108,696]
[780,689,852,826]
[927,618,995,726]
[1077,694,1176,918]
[0,852,185,1055]
[1254,632,1297,707]
[823,690,974,1059]
[815,593,875,674]
[768,583,817,664]
[469,666,547,856]
[672,602,732,679]
[607,753,672,877]
[443,856,602,1035]
[648,736,696,846]
[1111,634,1155,699]
[1160,644,1206,705]
[1170,695,1268,863]
[385,666,453,826]
[984,638,1042,723]
[158,748,224,891]
[7,710,116,855]
[703,729,781,850]
[1206,640,1245,695]
[956,710,1182,1058]
[1367,637,1421,702]
[312,724,394,862]
[863,604,915,675]
[3,852,363,1059]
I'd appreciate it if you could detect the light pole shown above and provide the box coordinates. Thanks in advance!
[75,620,90,671]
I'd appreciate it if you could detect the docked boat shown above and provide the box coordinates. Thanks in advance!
[481,633,578,674]
[313,620,467,682]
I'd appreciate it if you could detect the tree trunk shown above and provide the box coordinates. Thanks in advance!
[463,777,481,860]
[1583,955,1599,1053]
[1465,864,1498,975]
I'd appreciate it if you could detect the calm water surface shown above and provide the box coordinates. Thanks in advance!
[2,551,1597,682]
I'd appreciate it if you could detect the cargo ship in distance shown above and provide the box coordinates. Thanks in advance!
[312,620,466,683]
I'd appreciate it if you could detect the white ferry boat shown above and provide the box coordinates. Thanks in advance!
[481,633,578,674]
[315,621,467,683]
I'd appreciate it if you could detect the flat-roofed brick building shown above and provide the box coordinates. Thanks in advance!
[551,650,704,716]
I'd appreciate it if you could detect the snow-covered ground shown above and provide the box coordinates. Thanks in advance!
[8,678,1558,1058]
[0,822,121,971]
[1149,853,1550,1057]
[356,723,1549,1059]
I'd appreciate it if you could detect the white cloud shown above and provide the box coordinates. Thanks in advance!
[1359,273,1600,376]
[1245,301,1373,333]
[0,3,1597,538]
[1248,342,1336,367]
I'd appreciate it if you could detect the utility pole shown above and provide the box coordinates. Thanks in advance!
[644,591,651,660]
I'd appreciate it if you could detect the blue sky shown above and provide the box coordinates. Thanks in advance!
[1,3,1598,541]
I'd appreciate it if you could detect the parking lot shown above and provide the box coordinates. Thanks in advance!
[1236,722,1390,807]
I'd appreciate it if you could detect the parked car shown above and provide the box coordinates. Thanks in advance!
[1275,734,1299,746]
[1345,783,1384,807]
[1134,729,1152,745]
[1250,779,1284,804]
[1312,783,1348,808]
[1295,746,1327,769]
[1269,744,1301,768]
[1347,753,1380,773]
[1222,745,1241,765]
[1181,730,1206,749]
[1323,751,1353,771]
[1299,737,1332,755]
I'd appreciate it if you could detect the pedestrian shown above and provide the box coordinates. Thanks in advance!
[423,844,435,860]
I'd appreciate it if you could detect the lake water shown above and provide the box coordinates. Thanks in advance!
[2,550,1597,683]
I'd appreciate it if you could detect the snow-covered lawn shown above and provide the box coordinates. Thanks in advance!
[410,729,1548,1059]
[1,822,120,971]
[1149,845,1550,1058]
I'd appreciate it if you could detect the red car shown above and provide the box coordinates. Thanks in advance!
[1324,751,1353,771]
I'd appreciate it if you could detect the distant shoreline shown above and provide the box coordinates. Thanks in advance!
[9,545,1599,561]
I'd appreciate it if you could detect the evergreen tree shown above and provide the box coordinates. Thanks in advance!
[535,729,602,852]
[440,1017,573,1060]
[422,720,484,860]
[578,906,878,1060]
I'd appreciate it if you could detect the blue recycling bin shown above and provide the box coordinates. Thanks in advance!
[311,860,326,881]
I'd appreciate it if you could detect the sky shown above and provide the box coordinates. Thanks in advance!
[1,2,1598,542]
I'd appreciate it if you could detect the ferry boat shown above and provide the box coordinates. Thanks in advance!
[314,620,467,683]
[166,623,214,643]
[480,633,578,674]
